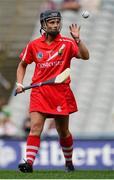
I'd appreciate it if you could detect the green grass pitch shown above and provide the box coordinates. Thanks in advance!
[0,170,114,179]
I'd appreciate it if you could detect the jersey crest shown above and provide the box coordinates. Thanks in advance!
[36,52,43,59]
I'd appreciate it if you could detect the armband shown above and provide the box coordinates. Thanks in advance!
[16,82,24,88]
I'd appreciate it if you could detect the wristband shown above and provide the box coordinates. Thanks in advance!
[16,82,24,88]
[76,39,81,44]
[74,37,81,44]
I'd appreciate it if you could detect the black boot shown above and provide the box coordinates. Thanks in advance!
[65,164,75,172]
[18,161,33,173]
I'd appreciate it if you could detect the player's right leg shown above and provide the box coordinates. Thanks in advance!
[18,112,46,173]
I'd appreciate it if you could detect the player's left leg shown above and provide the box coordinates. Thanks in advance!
[55,115,75,172]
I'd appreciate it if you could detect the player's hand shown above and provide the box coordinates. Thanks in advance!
[69,24,81,41]
[15,83,24,95]
[16,86,23,94]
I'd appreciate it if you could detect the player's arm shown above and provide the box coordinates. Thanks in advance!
[69,24,89,60]
[76,40,89,60]
[16,61,28,94]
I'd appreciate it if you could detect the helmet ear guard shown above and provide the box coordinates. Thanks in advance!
[40,20,47,35]
[41,21,47,31]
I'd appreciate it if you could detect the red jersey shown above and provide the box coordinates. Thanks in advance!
[20,33,79,115]
[20,33,78,84]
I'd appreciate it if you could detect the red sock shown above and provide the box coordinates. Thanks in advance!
[26,135,40,166]
[60,134,73,166]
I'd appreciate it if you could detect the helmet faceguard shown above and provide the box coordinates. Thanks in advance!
[40,10,62,36]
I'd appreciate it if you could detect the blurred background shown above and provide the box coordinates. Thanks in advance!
[0,0,114,170]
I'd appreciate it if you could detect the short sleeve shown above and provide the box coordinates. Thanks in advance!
[19,42,33,64]
[70,40,79,58]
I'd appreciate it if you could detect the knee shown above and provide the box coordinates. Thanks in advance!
[30,122,43,136]
[56,127,70,138]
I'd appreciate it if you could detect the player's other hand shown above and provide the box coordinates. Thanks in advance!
[69,24,80,40]
[15,83,24,95]
[16,86,24,94]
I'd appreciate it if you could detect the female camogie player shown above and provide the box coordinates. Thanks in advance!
[16,9,89,173]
